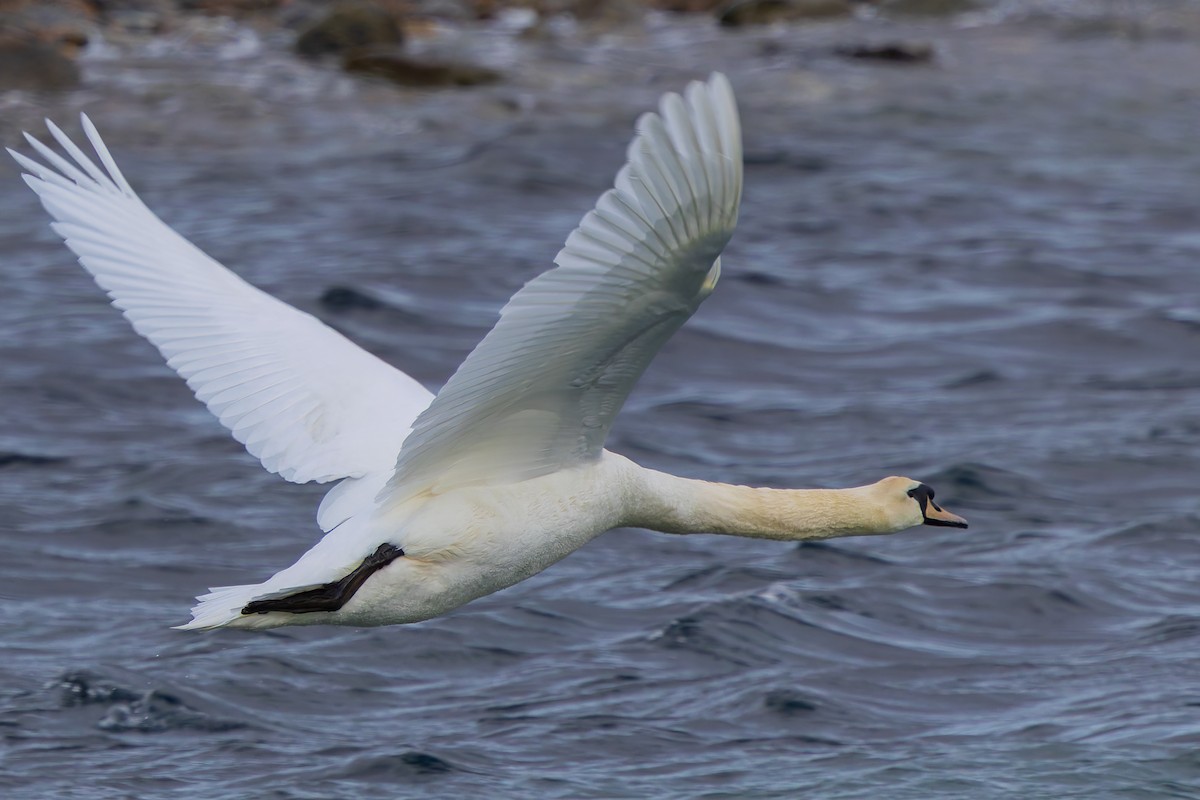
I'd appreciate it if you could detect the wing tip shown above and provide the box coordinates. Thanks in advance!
[43,116,68,144]
[6,145,31,174]
[78,112,136,197]
[708,71,733,98]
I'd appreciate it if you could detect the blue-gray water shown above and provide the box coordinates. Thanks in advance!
[3,6,1200,798]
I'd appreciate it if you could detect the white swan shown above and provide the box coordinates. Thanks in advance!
[10,74,966,631]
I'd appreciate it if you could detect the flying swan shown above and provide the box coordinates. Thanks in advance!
[10,74,967,631]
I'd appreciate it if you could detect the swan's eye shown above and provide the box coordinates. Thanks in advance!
[907,484,938,513]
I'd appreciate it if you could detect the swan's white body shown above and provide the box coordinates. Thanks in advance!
[228,453,633,629]
[11,74,965,631]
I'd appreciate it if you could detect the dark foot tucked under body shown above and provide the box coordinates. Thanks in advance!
[242,543,404,615]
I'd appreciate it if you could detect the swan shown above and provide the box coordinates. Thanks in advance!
[10,73,967,631]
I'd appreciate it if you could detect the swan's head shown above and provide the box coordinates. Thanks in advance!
[870,476,968,533]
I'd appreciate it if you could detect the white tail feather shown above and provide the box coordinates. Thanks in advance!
[173,584,267,630]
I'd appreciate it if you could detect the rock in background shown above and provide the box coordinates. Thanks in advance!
[294,3,404,57]
[0,0,94,90]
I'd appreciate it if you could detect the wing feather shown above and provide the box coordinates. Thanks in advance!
[381,73,743,504]
[9,119,433,486]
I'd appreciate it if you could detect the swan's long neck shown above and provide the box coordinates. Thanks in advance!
[621,464,895,541]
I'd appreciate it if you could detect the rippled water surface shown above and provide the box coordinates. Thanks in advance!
[3,5,1200,798]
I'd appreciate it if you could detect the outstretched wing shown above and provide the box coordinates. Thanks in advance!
[9,119,432,485]
[382,73,742,503]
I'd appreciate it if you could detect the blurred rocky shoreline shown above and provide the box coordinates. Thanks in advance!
[0,0,986,94]
[0,0,1195,154]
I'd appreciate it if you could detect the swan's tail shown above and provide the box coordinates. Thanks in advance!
[176,516,384,631]
[173,584,289,631]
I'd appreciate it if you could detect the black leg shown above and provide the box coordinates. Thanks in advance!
[241,543,405,615]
